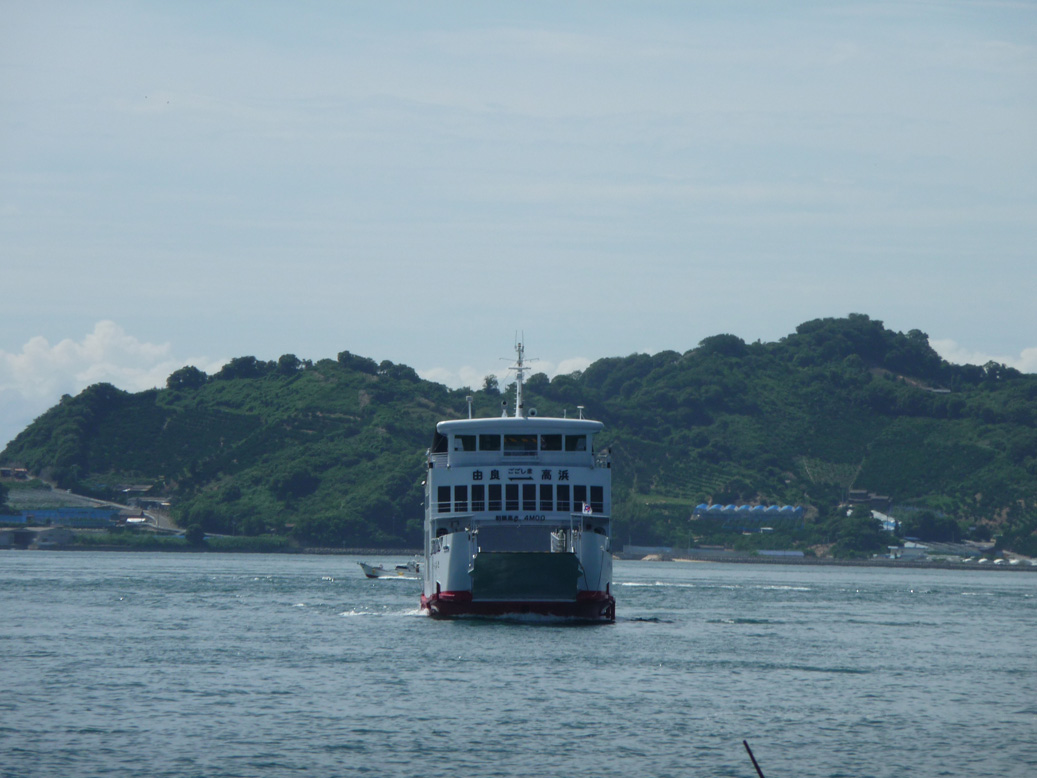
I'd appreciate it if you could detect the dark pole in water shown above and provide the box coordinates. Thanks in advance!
[743,740,766,778]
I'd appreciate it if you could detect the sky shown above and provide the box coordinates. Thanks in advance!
[2,1,1036,449]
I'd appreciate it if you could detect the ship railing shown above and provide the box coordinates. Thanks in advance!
[551,527,582,554]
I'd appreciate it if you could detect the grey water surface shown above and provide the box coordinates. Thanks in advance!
[2,552,1034,778]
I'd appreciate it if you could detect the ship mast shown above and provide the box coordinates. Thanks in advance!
[509,339,529,418]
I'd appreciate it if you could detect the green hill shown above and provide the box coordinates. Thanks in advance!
[3,315,1036,556]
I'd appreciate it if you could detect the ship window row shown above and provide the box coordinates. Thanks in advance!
[437,484,603,514]
[449,433,588,454]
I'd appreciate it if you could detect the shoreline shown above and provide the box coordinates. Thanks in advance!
[663,555,1037,572]
[8,543,1036,571]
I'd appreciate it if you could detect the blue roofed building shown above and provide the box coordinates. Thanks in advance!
[6,507,122,528]
[692,503,805,531]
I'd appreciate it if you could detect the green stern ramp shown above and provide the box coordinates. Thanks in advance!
[471,552,580,601]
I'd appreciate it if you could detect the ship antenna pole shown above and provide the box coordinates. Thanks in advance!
[509,338,529,419]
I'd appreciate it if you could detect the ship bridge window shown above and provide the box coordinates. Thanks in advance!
[556,484,570,512]
[454,435,476,452]
[432,432,448,454]
[564,435,587,452]
[540,484,553,511]
[505,484,519,511]
[574,485,587,512]
[504,434,537,454]
[522,484,536,511]
[540,434,562,451]
[479,434,501,452]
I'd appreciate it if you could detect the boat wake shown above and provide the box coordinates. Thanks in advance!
[625,616,675,624]
[338,607,426,618]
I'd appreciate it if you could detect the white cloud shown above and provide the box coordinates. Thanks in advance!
[0,321,225,450]
[930,339,1037,374]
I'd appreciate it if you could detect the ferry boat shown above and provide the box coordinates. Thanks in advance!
[420,343,615,622]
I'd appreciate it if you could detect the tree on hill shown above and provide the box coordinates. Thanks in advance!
[277,354,302,374]
[826,506,890,558]
[216,356,274,380]
[184,524,206,547]
[271,468,321,502]
[899,510,961,543]
[337,350,378,374]
[166,365,208,390]
[697,333,748,358]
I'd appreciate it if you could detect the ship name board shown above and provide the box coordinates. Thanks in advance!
[494,514,546,522]
[474,468,572,482]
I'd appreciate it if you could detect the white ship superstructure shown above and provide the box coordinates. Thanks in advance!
[421,343,615,621]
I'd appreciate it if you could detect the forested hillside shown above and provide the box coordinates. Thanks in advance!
[4,315,1036,555]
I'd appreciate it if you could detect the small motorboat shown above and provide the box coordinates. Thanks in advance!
[358,560,421,579]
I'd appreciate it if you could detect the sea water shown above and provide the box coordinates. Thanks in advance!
[1,552,1034,778]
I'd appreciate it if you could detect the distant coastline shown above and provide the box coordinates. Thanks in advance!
[665,555,1037,572]
[8,542,1035,572]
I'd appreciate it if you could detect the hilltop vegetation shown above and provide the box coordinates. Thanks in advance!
[3,315,1036,556]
